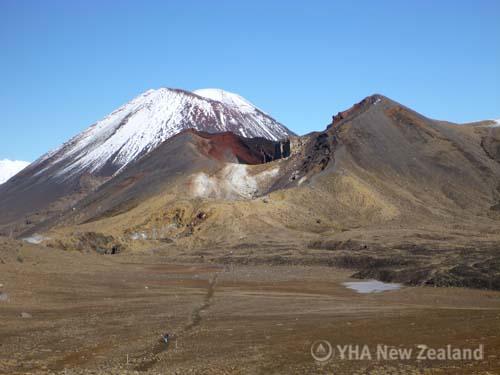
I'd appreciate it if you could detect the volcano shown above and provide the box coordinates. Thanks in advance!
[1,93,500,290]
[0,88,293,230]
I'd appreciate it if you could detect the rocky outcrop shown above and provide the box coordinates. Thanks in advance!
[329,94,383,128]
[274,139,291,159]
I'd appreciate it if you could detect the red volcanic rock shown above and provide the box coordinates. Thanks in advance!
[184,129,288,165]
[196,131,265,164]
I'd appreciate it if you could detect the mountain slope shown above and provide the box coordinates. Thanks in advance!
[35,88,292,179]
[32,94,500,238]
[0,88,293,231]
[194,88,266,114]
[297,94,500,218]
[24,129,287,238]
[31,94,500,289]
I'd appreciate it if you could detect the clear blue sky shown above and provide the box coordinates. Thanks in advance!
[1,0,499,161]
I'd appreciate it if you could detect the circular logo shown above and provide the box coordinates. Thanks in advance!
[311,340,333,362]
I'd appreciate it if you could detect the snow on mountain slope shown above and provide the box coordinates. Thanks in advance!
[35,88,293,179]
[0,159,30,184]
[194,88,261,114]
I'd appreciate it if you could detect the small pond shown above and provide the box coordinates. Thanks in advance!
[343,280,401,294]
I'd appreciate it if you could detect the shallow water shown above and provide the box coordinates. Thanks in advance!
[342,279,401,293]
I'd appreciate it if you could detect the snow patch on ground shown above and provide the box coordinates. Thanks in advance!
[192,165,279,199]
[0,159,30,184]
[21,234,48,244]
[130,232,148,240]
[298,176,308,185]
[473,119,500,127]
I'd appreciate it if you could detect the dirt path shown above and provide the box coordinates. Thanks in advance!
[135,271,219,371]
[184,273,218,331]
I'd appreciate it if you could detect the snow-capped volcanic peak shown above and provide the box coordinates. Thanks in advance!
[34,87,293,179]
[194,88,261,114]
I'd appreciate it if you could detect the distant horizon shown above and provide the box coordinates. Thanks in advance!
[1,0,499,162]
